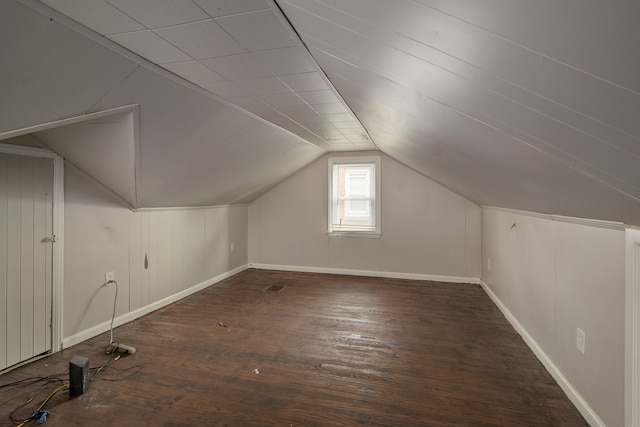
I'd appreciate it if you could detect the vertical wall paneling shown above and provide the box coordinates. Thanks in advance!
[6,157,21,367]
[157,211,173,299]
[62,200,248,349]
[0,155,7,369]
[205,208,227,279]
[44,159,53,352]
[32,158,53,356]
[148,212,159,303]
[481,207,624,427]
[0,154,53,370]
[187,210,206,286]
[172,211,186,294]
[20,157,35,361]
[139,211,150,307]
[465,200,481,278]
[129,210,141,311]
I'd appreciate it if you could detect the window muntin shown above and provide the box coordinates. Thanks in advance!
[328,156,380,235]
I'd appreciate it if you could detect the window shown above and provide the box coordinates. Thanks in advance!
[328,156,380,236]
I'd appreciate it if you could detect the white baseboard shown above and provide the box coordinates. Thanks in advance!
[248,263,480,284]
[479,280,605,427]
[62,264,249,349]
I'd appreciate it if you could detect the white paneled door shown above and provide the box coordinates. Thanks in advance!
[0,153,54,371]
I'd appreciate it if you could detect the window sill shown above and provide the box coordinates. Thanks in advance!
[327,231,381,238]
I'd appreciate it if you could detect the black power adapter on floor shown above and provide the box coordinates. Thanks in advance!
[69,355,89,397]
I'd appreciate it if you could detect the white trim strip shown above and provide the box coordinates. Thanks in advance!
[52,155,64,352]
[482,205,625,230]
[249,263,480,284]
[479,280,605,427]
[0,105,138,142]
[0,143,57,158]
[550,214,625,231]
[625,228,640,427]
[135,204,249,212]
[62,264,249,349]
[327,232,381,238]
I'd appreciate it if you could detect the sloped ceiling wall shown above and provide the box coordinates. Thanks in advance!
[0,0,324,208]
[34,111,138,207]
[2,0,640,225]
[276,0,640,225]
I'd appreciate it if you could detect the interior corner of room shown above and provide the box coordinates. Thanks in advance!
[1,0,640,425]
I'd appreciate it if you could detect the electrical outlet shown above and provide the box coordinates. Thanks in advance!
[230,242,235,253]
[576,328,585,354]
[105,272,114,285]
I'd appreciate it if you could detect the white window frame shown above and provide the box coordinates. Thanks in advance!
[328,156,381,237]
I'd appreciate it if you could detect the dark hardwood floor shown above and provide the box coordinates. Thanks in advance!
[1,269,588,426]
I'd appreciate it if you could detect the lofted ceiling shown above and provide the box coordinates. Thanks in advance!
[2,0,640,225]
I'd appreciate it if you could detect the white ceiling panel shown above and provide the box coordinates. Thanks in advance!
[305,35,640,222]
[201,53,271,80]
[198,80,251,98]
[233,75,292,96]
[105,0,208,29]
[322,112,355,123]
[154,19,246,60]
[304,125,342,137]
[294,0,640,139]
[278,72,328,92]
[258,92,307,108]
[297,90,339,105]
[215,9,297,52]
[0,4,139,133]
[310,103,347,114]
[294,113,332,125]
[331,120,363,130]
[1,2,56,65]
[162,60,225,83]
[108,30,192,63]
[252,46,316,75]
[272,103,317,116]
[32,0,371,157]
[40,0,145,35]
[193,0,268,18]
[417,0,640,94]
[298,31,640,198]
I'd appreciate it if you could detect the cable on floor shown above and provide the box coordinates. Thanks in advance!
[11,383,68,426]
[104,279,120,355]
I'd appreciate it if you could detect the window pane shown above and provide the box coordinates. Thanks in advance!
[347,173,367,196]
[345,199,368,217]
[329,157,379,233]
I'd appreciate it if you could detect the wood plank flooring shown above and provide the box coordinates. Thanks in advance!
[0,269,588,426]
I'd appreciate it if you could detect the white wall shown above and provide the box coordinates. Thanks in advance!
[481,207,625,427]
[63,167,248,345]
[249,152,481,280]
[64,167,131,340]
